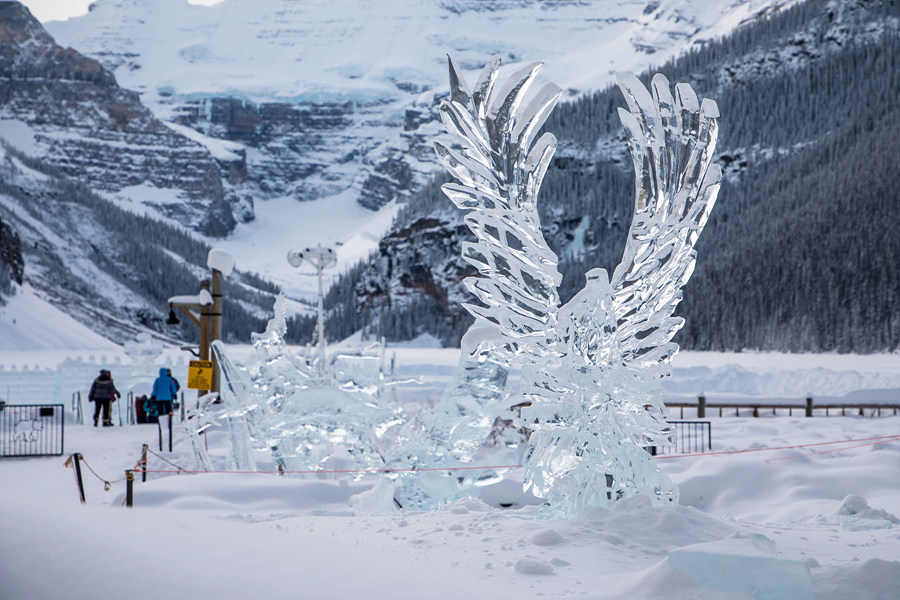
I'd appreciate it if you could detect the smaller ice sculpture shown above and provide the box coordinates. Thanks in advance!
[435,56,721,517]
[123,332,163,363]
[391,322,517,510]
[183,392,219,472]
[425,324,510,461]
[205,295,516,509]
[209,294,403,475]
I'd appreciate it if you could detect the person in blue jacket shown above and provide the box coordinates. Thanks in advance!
[151,367,179,417]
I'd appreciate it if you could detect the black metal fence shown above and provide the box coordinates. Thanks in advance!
[0,403,65,457]
[652,421,711,455]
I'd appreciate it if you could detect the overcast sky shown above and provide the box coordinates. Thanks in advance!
[18,0,223,22]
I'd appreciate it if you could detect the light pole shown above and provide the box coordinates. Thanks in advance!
[287,245,336,378]
[166,249,234,395]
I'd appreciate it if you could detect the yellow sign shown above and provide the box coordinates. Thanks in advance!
[188,360,214,390]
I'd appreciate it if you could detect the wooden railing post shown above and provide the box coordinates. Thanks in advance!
[72,453,86,503]
[805,397,813,417]
[125,470,134,507]
[698,395,706,419]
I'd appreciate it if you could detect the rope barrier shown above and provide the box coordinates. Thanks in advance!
[764,435,900,463]
[66,433,900,495]
[78,455,128,491]
[132,463,525,476]
[129,434,900,476]
[145,448,190,473]
[654,433,900,460]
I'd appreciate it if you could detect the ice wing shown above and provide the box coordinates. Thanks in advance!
[435,56,564,360]
[610,73,722,371]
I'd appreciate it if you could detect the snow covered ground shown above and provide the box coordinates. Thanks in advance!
[1,339,899,599]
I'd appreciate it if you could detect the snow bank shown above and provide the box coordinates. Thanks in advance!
[1,349,898,599]
[0,284,120,353]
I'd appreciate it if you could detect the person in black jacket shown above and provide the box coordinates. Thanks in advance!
[88,369,121,427]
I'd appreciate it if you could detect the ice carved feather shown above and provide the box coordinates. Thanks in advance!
[435,56,563,358]
[610,73,722,372]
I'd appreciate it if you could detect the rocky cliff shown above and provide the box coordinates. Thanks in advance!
[47,0,796,216]
[0,2,237,235]
[0,215,24,301]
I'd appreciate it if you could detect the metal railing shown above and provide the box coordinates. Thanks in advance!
[667,396,900,418]
[71,391,84,425]
[651,420,711,455]
[126,391,136,425]
[0,403,65,457]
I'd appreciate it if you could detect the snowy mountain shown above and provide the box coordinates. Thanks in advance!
[8,0,896,353]
[0,1,238,236]
[45,0,796,214]
[0,0,806,348]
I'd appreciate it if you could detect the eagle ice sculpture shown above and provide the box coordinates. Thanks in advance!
[435,57,722,518]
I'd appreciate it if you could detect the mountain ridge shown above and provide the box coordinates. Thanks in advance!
[45,0,797,216]
[318,0,900,353]
[0,1,240,236]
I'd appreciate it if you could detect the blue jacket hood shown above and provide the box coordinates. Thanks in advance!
[159,367,168,377]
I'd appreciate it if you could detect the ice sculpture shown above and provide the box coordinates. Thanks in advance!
[423,325,510,461]
[435,57,721,517]
[208,294,402,475]
[183,392,219,472]
[392,323,517,510]
[123,332,163,363]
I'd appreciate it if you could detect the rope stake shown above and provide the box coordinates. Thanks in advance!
[64,453,86,503]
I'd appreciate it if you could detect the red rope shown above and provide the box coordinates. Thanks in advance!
[133,463,524,475]
[132,435,900,475]
[655,433,900,460]
[765,436,900,462]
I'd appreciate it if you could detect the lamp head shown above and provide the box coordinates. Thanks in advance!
[287,249,305,268]
[287,246,337,269]
[165,307,181,326]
